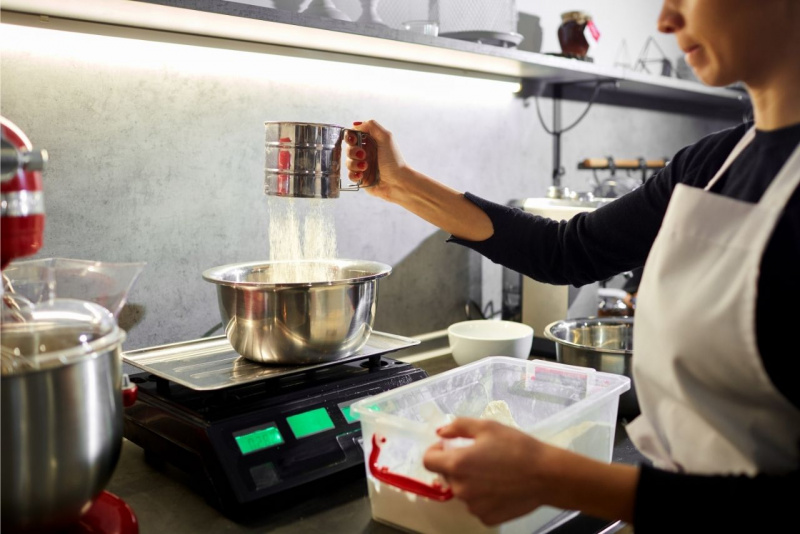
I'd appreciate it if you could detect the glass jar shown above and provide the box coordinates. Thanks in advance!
[598,288,634,317]
[558,11,591,58]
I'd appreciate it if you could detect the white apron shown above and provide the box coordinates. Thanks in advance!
[626,127,800,475]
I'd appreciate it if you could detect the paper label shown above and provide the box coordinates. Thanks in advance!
[586,20,601,42]
[525,360,593,401]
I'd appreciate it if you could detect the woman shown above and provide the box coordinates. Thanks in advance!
[345,0,799,531]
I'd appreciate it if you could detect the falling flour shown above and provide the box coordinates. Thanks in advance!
[267,196,338,283]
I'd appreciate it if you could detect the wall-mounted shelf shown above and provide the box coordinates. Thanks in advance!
[3,0,750,117]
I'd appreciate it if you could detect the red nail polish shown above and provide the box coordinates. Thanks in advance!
[353,121,363,126]
[358,161,366,170]
[354,171,362,179]
[346,135,355,144]
[356,149,365,158]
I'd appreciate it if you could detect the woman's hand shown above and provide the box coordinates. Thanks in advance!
[423,417,639,526]
[345,119,410,202]
[422,418,557,526]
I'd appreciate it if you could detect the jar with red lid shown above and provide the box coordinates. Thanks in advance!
[558,11,592,58]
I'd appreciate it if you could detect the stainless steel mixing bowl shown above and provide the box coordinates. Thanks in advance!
[202,259,392,364]
[1,299,127,531]
[543,316,639,418]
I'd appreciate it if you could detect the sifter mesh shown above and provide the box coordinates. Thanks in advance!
[377,0,518,34]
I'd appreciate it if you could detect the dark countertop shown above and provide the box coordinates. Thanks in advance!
[108,352,646,534]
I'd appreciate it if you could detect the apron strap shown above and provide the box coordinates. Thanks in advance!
[704,126,756,191]
[758,139,800,209]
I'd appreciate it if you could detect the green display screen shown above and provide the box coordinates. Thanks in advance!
[340,404,358,424]
[234,425,284,455]
[287,408,335,438]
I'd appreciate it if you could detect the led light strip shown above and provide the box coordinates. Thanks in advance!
[0,8,522,101]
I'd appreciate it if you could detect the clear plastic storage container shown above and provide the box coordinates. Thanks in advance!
[350,357,630,534]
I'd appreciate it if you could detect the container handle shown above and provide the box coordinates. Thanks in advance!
[368,434,453,502]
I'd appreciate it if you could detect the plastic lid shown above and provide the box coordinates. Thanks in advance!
[561,11,591,23]
[2,257,145,319]
[1,297,126,375]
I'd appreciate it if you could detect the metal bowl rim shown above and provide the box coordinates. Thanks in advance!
[202,259,392,289]
[543,316,634,355]
[1,327,126,377]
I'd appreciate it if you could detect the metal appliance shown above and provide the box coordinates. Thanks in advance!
[502,196,631,357]
[264,122,377,199]
[1,117,141,533]
[122,331,428,516]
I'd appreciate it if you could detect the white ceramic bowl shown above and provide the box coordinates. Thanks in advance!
[447,320,534,366]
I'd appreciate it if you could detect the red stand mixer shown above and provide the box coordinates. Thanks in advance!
[1,116,139,534]
[1,116,47,269]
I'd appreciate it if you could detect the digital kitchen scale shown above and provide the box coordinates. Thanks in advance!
[122,332,428,517]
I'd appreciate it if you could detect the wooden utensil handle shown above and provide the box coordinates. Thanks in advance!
[580,158,667,169]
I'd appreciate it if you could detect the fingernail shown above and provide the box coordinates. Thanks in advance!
[346,135,355,143]
[356,149,365,158]
[436,427,444,435]
[353,121,363,126]
[354,171,362,179]
[357,161,366,170]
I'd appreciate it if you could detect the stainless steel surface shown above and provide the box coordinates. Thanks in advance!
[203,259,392,364]
[1,138,48,182]
[122,330,419,391]
[1,307,127,531]
[263,121,376,199]
[543,316,638,417]
[0,189,45,216]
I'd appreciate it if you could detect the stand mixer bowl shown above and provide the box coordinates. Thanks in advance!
[1,258,143,531]
[1,299,128,531]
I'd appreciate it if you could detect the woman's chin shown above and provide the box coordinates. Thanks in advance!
[692,67,736,88]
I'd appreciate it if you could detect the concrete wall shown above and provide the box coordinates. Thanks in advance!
[0,7,736,351]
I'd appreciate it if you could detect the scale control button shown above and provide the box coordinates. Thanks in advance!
[250,462,280,490]
[234,424,284,455]
[286,407,335,439]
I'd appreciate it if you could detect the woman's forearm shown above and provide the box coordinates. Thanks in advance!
[541,449,639,523]
[389,167,494,241]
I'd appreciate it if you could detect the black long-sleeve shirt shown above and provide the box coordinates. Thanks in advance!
[449,120,800,532]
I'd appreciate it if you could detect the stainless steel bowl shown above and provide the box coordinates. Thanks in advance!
[543,316,638,418]
[203,259,391,364]
[1,300,127,531]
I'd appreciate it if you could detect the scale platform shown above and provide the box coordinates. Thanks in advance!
[122,332,428,517]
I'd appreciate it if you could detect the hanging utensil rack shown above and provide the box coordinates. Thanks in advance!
[579,156,669,183]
